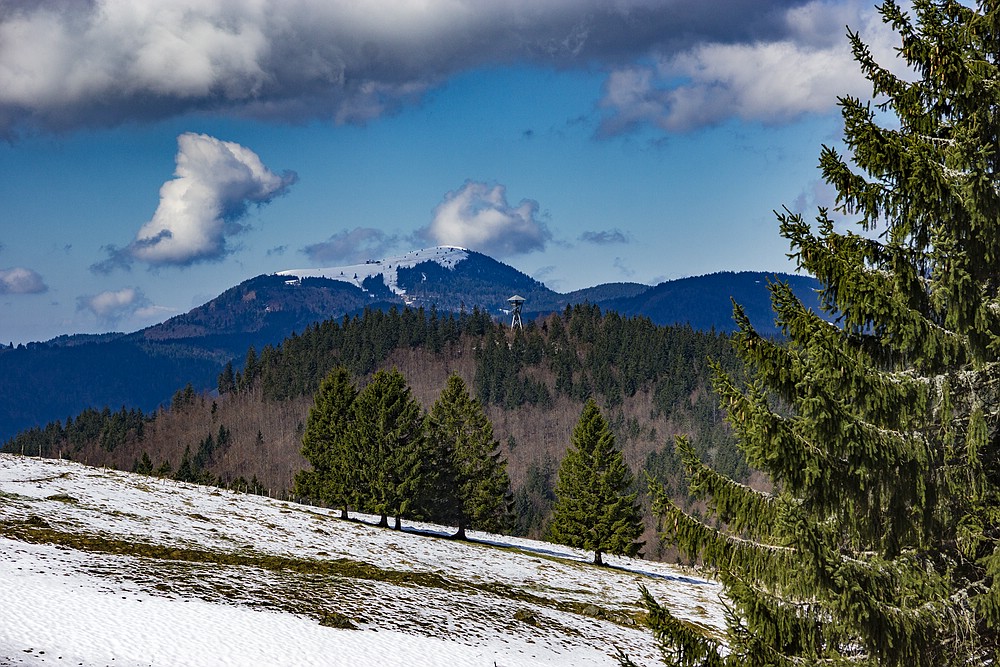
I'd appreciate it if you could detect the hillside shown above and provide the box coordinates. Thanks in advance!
[4,306,746,550]
[0,246,816,443]
[0,454,726,666]
[605,270,822,336]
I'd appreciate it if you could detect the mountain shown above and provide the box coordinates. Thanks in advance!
[277,246,559,313]
[0,453,725,666]
[605,271,823,336]
[0,246,820,441]
[134,247,561,349]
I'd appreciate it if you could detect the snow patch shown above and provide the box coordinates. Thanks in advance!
[279,246,469,303]
[0,454,727,666]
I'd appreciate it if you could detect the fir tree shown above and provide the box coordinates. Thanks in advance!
[217,361,236,395]
[351,368,426,530]
[425,373,512,538]
[174,444,195,483]
[133,451,153,475]
[239,347,258,392]
[294,367,357,518]
[548,399,643,565]
[634,2,1000,664]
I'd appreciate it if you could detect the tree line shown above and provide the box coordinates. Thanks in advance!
[2,303,743,547]
[296,364,644,564]
[214,303,739,424]
[294,367,513,535]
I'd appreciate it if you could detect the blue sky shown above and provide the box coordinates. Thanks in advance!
[0,0,904,344]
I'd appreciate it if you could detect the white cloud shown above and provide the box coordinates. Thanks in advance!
[77,287,149,324]
[0,267,48,294]
[598,0,907,133]
[94,132,296,271]
[302,227,398,265]
[419,181,550,258]
[0,0,832,136]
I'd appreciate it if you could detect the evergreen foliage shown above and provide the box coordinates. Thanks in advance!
[294,367,358,518]
[636,2,1000,664]
[231,306,489,401]
[549,399,643,565]
[512,455,558,537]
[216,302,736,428]
[217,361,235,395]
[351,368,428,530]
[132,451,153,475]
[425,373,512,538]
[170,384,196,413]
[3,302,744,541]
[174,444,196,483]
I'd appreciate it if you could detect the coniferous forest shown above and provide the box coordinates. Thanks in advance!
[2,303,743,550]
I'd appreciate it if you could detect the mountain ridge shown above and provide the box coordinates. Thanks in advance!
[0,246,820,441]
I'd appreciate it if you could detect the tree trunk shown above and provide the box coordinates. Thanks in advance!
[452,523,467,540]
[378,514,389,528]
[594,551,604,566]
[339,506,348,520]
[393,515,402,531]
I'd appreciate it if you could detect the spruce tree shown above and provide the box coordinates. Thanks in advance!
[174,444,195,483]
[549,399,643,565]
[295,366,357,518]
[634,2,1000,665]
[352,368,426,530]
[217,361,235,395]
[425,373,512,538]
[134,451,153,475]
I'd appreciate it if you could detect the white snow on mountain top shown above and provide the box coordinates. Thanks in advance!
[0,454,726,667]
[278,247,470,302]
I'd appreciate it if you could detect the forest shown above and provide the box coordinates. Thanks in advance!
[2,303,746,551]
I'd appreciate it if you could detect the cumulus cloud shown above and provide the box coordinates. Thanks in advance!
[0,0,833,137]
[598,0,906,134]
[418,181,551,258]
[0,267,48,294]
[77,287,150,324]
[580,229,628,245]
[92,133,296,271]
[302,227,399,265]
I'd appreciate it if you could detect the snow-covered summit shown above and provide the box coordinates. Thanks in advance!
[278,246,469,301]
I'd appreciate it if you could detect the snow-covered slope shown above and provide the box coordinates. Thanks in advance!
[278,246,469,303]
[0,454,726,666]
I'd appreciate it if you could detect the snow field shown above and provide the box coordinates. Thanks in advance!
[0,455,725,666]
[278,246,469,300]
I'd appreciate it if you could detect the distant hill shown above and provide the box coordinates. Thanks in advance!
[4,304,745,547]
[0,247,821,440]
[606,271,822,336]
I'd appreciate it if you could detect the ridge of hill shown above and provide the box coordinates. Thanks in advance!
[0,453,726,666]
[605,270,821,332]
[0,246,818,441]
[4,305,749,549]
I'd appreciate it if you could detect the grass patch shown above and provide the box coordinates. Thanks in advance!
[1,518,642,629]
[318,611,357,629]
[22,472,71,484]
